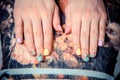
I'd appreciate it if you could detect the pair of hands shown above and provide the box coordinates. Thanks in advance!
[14,0,107,62]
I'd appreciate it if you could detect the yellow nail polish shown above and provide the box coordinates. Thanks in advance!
[44,48,49,56]
[76,48,81,56]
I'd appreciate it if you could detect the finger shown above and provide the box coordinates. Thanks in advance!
[89,19,99,58]
[81,17,90,62]
[53,6,62,32]
[42,13,53,56]
[71,13,81,56]
[31,56,39,64]
[23,17,36,55]
[98,18,107,46]
[65,7,72,34]
[32,18,44,58]
[14,16,23,44]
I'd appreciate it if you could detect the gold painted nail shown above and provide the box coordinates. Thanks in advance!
[44,48,49,56]
[76,48,81,56]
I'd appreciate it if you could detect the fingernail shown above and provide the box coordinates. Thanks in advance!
[65,27,69,34]
[89,54,95,58]
[17,38,22,43]
[57,25,62,32]
[31,52,36,56]
[36,55,43,62]
[44,48,49,56]
[83,54,89,62]
[76,48,81,56]
[89,51,96,58]
[98,40,103,46]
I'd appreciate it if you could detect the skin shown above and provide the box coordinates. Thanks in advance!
[64,0,107,59]
[14,0,107,61]
[14,0,62,56]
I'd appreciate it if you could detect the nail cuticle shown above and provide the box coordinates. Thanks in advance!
[90,51,96,58]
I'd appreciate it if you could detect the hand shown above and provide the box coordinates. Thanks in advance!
[65,0,107,61]
[14,0,62,61]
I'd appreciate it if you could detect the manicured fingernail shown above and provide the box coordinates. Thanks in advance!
[57,25,62,32]
[76,48,81,56]
[65,27,69,34]
[17,38,22,43]
[31,52,36,56]
[98,40,103,46]
[89,51,96,58]
[36,55,43,62]
[83,54,89,62]
[89,54,95,58]
[44,48,49,56]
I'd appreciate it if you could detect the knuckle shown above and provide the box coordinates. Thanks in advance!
[29,47,35,50]
[90,47,96,51]
[35,31,43,38]
[100,34,105,39]
[44,10,51,16]
[94,11,100,17]
[81,31,89,38]
[83,9,91,18]
[72,29,79,35]
[44,26,52,33]
[25,29,32,35]
[82,48,88,52]
[92,29,98,36]
[44,30,50,35]
[101,12,107,19]
[100,26,105,31]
